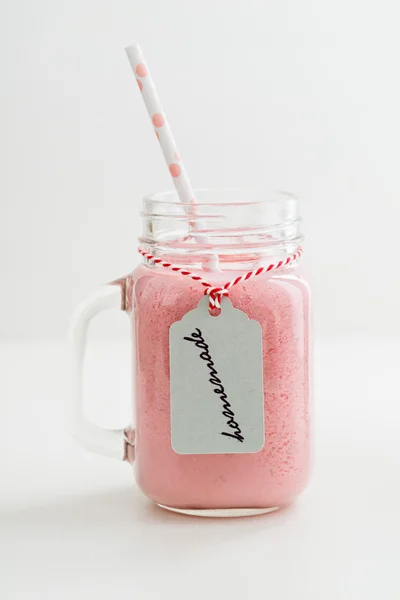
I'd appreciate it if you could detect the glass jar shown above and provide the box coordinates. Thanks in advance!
[70,188,311,517]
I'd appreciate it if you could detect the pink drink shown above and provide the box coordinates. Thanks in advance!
[131,262,311,510]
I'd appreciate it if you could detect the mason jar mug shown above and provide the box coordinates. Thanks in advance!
[70,189,311,517]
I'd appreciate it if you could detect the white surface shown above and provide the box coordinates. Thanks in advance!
[2,0,400,339]
[1,339,399,600]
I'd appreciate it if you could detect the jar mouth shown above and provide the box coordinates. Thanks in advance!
[140,188,303,265]
[143,188,298,210]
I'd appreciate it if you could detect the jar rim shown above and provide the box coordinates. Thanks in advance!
[140,188,302,267]
[143,188,298,209]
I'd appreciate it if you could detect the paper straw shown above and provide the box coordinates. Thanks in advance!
[125,43,219,271]
[125,43,196,211]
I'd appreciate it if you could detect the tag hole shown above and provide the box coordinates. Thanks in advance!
[209,307,221,317]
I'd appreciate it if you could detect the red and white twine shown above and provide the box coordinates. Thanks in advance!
[138,247,303,311]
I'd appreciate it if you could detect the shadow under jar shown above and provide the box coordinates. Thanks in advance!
[130,189,311,516]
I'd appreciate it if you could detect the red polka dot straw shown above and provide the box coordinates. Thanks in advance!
[138,246,303,311]
[125,43,209,243]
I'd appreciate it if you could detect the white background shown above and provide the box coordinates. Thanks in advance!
[1,1,400,599]
[2,0,400,339]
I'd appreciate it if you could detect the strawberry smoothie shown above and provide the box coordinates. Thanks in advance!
[130,262,311,511]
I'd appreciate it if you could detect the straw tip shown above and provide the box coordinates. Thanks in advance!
[125,41,141,54]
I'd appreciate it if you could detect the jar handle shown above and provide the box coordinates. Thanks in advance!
[69,281,134,461]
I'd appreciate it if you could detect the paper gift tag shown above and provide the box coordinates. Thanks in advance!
[170,296,264,455]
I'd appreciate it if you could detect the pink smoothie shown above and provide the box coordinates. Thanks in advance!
[130,263,311,509]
